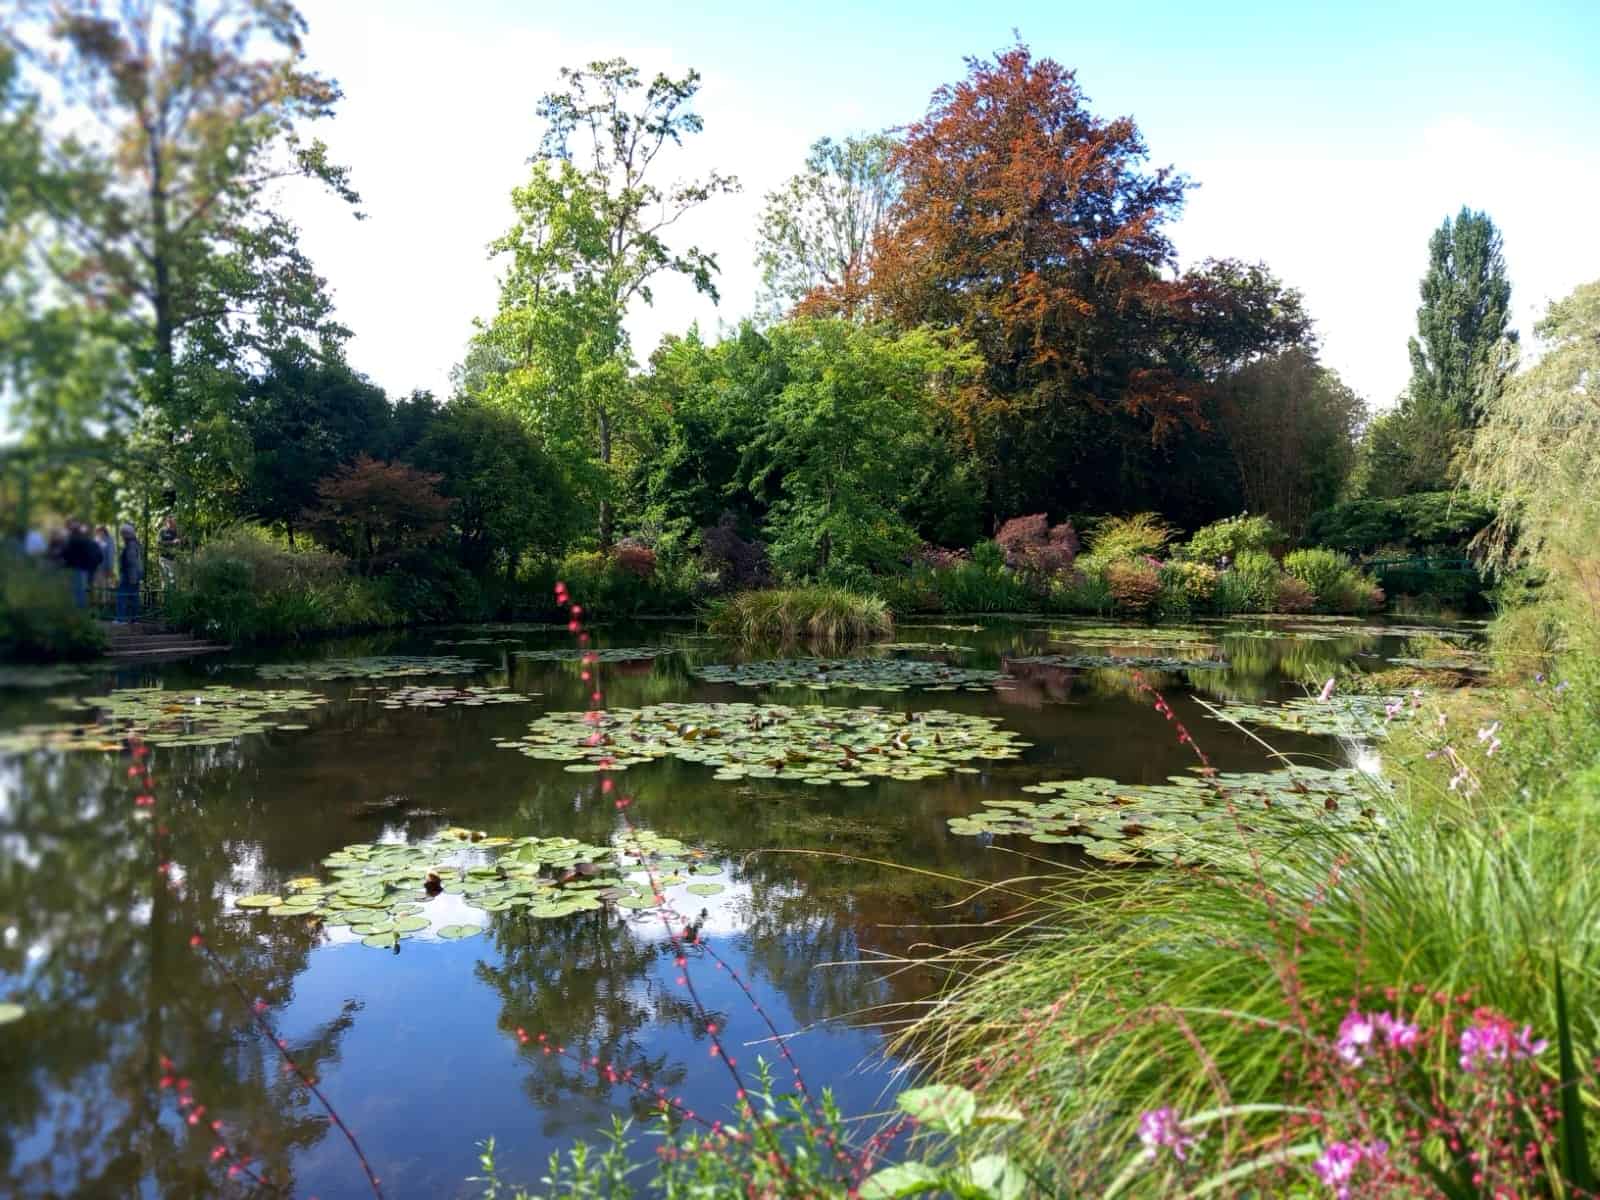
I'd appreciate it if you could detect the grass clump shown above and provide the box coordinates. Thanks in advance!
[0,554,107,660]
[704,585,892,647]
[893,642,1600,1195]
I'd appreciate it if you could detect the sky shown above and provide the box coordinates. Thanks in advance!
[281,0,1600,410]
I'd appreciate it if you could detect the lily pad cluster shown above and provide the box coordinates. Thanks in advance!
[947,766,1382,862]
[0,685,328,752]
[255,655,488,682]
[233,826,728,946]
[1201,694,1408,738]
[359,684,537,709]
[511,647,674,663]
[691,657,1003,692]
[496,701,1029,785]
[872,642,973,654]
[1046,625,1216,648]
[1007,653,1229,672]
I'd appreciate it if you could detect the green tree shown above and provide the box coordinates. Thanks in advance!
[1366,208,1517,497]
[412,399,578,577]
[1466,280,1600,591]
[1409,206,1516,427]
[468,59,739,546]
[754,132,897,320]
[1214,349,1365,538]
[760,320,980,579]
[236,357,391,544]
[2,0,359,515]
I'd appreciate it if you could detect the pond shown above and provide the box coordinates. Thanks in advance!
[0,613,1481,1197]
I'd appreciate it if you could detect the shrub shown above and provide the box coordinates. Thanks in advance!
[1105,561,1161,614]
[704,586,892,646]
[916,543,970,571]
[1164,561,1218,603]
[994,514,1078,582]
[1284,548,1384,613]
[1229,549,1283,612]
[1274,573,1316,612]
[0,555,107,661]
[1182,513,1284,563]
[168,535,404,643]
[697,514,772,592]
[1085,512,1175,565]
[610,538,657,580]
[1049,567,1115,615]
[931,558,1033,613]
[1306,491,1494,554]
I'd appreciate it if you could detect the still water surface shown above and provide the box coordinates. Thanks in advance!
[0,615,1467,1197]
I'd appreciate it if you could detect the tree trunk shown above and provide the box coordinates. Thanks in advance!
[597,407,614,548]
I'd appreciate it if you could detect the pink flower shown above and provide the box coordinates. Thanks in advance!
[1313,1140,1388,1198]
[1335,1010,1375,1065]
[1459,1011,1548,1072]
[1477,722,1503,756]
[1336,1008,1419,1065]
[1138,1107,1197,1162]
[1318,678,1336,702]
[1374,1011,1420,1051]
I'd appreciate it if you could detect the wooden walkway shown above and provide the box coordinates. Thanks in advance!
[100,621,231,661]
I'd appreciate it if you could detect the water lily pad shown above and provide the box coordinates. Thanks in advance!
[368,684,537,708]
[1202,694,1410,738]
[0,1002,25,1024]
[497,701,1028,785]
[2,685,330,754]
[361,932,397,949]
[255,655,487,682]
[234,894,285,909]
[391,915,429,933]
[692,657,1003,692]
[948,766,1386,866]
[436,924,481,939]
[512,647,674,663]
[684,882,725,897]
[1006,652,1228,672]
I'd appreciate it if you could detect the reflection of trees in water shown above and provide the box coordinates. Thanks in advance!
[475,906,703,1138]
[0,749,357,1197]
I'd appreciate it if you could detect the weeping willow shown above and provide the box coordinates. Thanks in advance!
[1467,280,1600,619]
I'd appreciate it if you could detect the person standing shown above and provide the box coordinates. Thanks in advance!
[117,524,143,623]
[157,514,183,589]
[62,520,104,610]
[93,524,115,605]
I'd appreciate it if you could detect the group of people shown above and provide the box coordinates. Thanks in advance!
[20,514,184,623]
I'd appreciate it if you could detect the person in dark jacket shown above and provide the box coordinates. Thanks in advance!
[116,524,143,624]
[62,520,104,610]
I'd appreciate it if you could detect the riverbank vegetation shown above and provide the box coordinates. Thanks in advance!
[4,4,1595,1197]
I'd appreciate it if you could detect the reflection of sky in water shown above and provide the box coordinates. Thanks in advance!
[0,615,1477,1198]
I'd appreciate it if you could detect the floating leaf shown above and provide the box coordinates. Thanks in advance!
[391,915,429,933]
[361,932,397,949]
[234,894,284,909]
[498,701,1028,785]
[1202,694,1409,739]
[0,1002,24,1025]
[1006,652,1227,672]
[255,655,487,682]
[692,657,1002,692]
[684,882,725,897]
[513,647,674,663]
[436,924,481,939]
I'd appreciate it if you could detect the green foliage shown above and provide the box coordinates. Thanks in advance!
[1283,548,1381,614]
[759,321,981,581]
[0,554,106,661]
[1466,280,1600,621]
[412,399,580,575]
[535,548,703,618]
[754,132,896,319]
[1305,492,1495,554]
[1083,513,1174,568]
[1228,549,1282,612]
[235,357,391,541]
[897,643,1600,1189]
[1182,514,1284,563]
[1213,350,1364,537]
[704,587,892,647]
[165,526,400,644]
